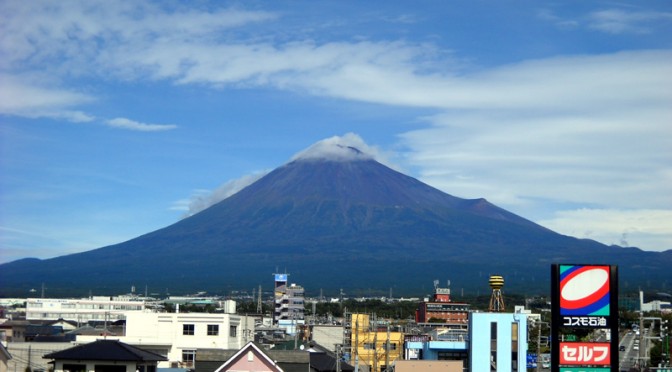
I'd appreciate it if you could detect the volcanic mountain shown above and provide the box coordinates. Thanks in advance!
[1,143,670,297]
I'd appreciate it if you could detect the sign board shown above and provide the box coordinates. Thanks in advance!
[559,342,610,365]
[551,264,618,372]
[527,353,537,368]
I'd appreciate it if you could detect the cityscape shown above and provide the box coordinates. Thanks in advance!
[1,270,670,372]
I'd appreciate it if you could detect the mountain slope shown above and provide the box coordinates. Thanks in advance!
[1,150,670,297]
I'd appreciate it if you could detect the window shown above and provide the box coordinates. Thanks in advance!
[183,324,194,335]
[229,325,237,337]
[207,324,219,336]
[63,364,86,372]
[181,350,195,368]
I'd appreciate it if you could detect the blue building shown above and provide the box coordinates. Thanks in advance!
[404,312,528,372]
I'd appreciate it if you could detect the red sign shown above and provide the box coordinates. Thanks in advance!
[560,342,610,365]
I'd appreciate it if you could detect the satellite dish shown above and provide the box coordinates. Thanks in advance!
[300,345,305,350]
[433,280,439,289]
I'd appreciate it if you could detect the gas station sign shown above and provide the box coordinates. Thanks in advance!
[551,264,618,372]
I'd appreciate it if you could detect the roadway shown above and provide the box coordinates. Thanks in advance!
[619,328,651,371]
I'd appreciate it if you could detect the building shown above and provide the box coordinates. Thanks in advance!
[198,341,353,372]
[348,313,403,372]
[26,297,145,323]
[469,312,528,372]
[273,274,305,334]
[404,328,468,365]
[76,311,255,368]
[43,339,166,372]
[415,284,470,326]
[308,324,342,353]
[212,342,285,372]
[0,320,29,342]
[641,300,672,312]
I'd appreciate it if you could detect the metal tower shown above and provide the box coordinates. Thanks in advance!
[488,275,505,312]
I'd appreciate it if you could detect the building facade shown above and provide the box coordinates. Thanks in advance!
[415,286,470,325]
[76,311,255,369]
[348,313,403,372]
[469,312,528,372]
[273,274,305,330]
[26,297,145,323]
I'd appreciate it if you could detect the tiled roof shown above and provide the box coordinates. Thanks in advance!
[44,340,167,362]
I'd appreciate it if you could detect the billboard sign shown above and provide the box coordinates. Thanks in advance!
[559,342,610,365]
[551,264,618,372]
[559,265,611,327]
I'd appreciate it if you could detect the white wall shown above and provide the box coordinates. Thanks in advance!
[77,312,255,367]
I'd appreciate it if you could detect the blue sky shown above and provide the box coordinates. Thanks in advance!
[1,1,671,264]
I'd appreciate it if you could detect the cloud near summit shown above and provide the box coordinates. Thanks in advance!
[183,134,392,216]
[291,133,379,162]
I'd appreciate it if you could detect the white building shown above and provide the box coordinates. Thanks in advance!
[26,297,145,323]
[641,300,671,312]
[77,311,255,368]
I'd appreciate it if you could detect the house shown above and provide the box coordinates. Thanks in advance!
[197,343,309,372]
[213,342,284,372]
[0,320,29,342]
[76,311,255,368]
[43,339,166,372]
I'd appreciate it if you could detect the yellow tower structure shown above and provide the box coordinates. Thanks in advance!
[488,275,505,312]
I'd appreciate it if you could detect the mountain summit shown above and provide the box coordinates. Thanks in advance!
[1,136,670,296]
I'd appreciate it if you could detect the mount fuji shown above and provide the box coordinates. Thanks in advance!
[1,137,670,297]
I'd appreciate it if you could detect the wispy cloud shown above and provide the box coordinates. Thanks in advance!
[538,209,672,250]
[588,9,672,34]
[183,171,268,216]
[106,118,177,132]
[0,74,95,122]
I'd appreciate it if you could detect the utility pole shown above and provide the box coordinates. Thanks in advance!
[256,285,262,314]
[385,324,390,371]
[355,319,359,372]
[336,344,341,372]
[373,318,378,372]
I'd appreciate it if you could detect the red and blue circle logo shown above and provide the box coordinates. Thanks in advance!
[559,265,610,316]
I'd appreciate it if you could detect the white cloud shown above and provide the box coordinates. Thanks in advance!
[184,171,268,217]
[106,117,177,132]
[538,209,672,250]
[0,74,95,122]
[291,133,377,162]
[588,9,672,34]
